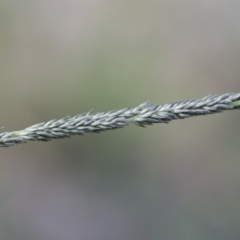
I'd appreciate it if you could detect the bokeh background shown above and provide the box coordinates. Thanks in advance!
[1,1,240,239]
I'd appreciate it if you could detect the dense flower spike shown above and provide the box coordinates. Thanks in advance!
[1,93,240,147]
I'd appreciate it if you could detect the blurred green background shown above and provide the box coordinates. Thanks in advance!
[1,1,240,239]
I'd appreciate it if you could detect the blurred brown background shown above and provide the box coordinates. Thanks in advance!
[1,1,240,239]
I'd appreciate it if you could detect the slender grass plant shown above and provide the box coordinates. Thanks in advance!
[1,93,240,147]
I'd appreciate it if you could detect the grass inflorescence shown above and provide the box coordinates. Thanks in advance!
[1,93,240,147]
